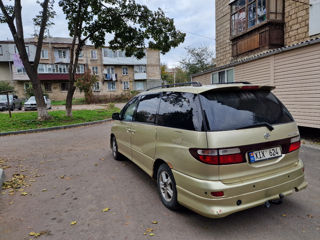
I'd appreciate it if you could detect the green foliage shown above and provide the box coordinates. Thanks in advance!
[161,65,173,84]
[180,47,215,80]
[75,70,98,103]
[0,109,119,133]
[0,81,14,92]
[25,84,48,98]
[32,0,56,37]
[58,0,185,58]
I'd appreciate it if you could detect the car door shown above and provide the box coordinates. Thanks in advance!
[130,93,160,176]
[114,98,139,159]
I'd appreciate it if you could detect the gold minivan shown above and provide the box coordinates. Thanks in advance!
[110,83,307,218]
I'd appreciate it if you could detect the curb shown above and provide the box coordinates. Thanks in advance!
[0,119,112,137]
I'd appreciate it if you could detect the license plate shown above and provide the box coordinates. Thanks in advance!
[249,147,281,163]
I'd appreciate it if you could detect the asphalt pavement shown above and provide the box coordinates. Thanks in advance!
[0,122,319,240]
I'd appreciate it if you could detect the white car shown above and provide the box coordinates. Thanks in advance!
[24,96,52,111]
[0,168,4,190]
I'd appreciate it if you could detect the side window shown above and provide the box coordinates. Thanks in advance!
[157,92,204,131]
[135,94,160,124]
[122,98,138,121]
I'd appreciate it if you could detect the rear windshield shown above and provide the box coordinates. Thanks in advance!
[199,90,294,131]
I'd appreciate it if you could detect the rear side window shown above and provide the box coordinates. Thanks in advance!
[157,92,204,131]
[200,90,294,131]
[135,94,160,124]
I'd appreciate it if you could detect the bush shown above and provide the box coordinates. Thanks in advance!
[90,92,136,104]
[0,81,14,92]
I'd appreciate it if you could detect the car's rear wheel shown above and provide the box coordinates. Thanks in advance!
[111,136,121,161]
[157,164,180,210]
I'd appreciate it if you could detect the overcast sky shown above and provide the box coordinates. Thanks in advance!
[0,0,215,68]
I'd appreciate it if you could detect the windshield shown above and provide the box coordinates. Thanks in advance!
[199,90,294,131]
[28,96,36,101]
[0,95,13,101]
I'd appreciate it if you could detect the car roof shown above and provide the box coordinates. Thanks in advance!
[140,83,275,95]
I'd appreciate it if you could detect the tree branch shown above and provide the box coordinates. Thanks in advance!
[34,0,50,68]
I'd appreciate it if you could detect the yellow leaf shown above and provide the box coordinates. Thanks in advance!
[146,228,153,233]
[60,175,65,179]
[143,233,147,235]
[21,192,28,196]
[282,214,287,217]
[149,233,155,236]
[70,221,77,225]
[102,208,110,212]
[42,189,47,192]
[152,221,158,224]
[29,232,40,237]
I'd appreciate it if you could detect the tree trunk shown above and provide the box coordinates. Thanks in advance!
[65,85,76,117]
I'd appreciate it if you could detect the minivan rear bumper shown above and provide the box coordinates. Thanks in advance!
[172,159,307,218]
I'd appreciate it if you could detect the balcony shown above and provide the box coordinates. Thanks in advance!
[134,72,147,80]
[102,48,147,65]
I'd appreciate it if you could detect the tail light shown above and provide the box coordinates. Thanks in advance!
[289,136,301,152]
[189,147,244,165]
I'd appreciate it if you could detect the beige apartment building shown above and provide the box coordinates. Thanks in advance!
[0,37,161,100]
[193,0,320,129]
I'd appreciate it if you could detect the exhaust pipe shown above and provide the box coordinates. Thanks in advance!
[266,194,284,208]
[265,201,271,208]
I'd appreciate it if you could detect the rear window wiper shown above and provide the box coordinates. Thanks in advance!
[237,122,274,131]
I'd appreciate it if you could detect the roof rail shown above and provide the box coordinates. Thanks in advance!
[213,81,251,84]
[146,82,202,91]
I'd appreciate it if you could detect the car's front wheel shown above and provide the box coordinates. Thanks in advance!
[157,164,180,210]
[111,136,121,161]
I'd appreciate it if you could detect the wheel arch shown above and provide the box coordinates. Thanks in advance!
[110,133,115,148]
[153,159,171,180]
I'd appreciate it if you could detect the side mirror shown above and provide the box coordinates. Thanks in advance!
[112,113,120,120]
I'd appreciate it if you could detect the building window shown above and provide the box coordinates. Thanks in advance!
[38,64,46,73]
[108,82,116,91]
[76,65,85,74]
[122,66,128,75]
[0,45,3,55]
[93,82,100,91]
[91,50,97,59]
[92,66,99,75]
[231,0,271,37]
[58,49,67,58]
[103,48,113,58]
[135,81,145,91]
[17,67,26,74]
[56,64,68,73]
[41,49,49,59]
[61,82,69,91]
[123,81,129,90]
[44,82,52,92]
[79,51,84,58]
[309,0,320,36]
[134,65,146,73]
[212,69,234,84]
[24,82,31,91]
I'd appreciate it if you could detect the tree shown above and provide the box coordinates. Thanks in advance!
[75,70,98,104]
[0,0,55,120]
[0,81,14,92]
[180,46,215,80]
[59,0,185,117]
[161,65,173,84]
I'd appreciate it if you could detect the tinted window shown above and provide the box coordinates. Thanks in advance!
[200,90,294,131]
[157,92,204,131]
[121,98,138,121]
[135,94,160,124]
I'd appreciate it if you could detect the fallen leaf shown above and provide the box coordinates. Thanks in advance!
[102,208,110,212]
[149,233,155,236]
[143,233,147,235]
[146,228,153,233]
[282,214,287,217]
[60,175,65,179]
[70,221,77,225]
[42,189,47,192]
[152,221,158,224]
[21,192,28,196]
[29,232,41,237]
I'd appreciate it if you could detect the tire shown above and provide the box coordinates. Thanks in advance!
[111,136,121,161]
[157,164,180,210]
[11,104,15,111]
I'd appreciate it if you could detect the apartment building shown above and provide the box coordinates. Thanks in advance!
[192,0,320,129]
[0,37,161,100]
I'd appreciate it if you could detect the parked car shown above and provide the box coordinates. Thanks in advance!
[110,83,307,218]
[0,94,23,111]
[24,96,52,111]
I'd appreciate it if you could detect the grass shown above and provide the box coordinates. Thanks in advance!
[51,98,86,106]
[0,108,119,133]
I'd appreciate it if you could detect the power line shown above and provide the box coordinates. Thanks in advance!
[184,31,215,40]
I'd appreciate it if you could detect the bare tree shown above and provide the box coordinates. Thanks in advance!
[0,0,55,120]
